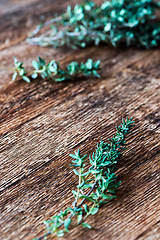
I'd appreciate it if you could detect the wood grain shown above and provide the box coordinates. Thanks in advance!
[0,1,160,240]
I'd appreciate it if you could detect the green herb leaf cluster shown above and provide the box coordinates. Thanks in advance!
[12,57,100,82]
[37,117,135,239]
[27,0,160,49]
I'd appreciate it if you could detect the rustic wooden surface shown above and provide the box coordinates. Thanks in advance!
[0,1,160,240]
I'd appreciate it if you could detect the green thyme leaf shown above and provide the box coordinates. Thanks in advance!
[82,222,92,229]
[77,211,83,224]
[57,230,64,237]
[22,76,30,83]
[32,60,40,70]
[12,72,17,81]
[38,57,46,66]
[64,219,72,230]
[90,207,99,215]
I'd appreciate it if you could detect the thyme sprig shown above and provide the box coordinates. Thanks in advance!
[27,0,160,49]
[35,117,135,239]
[12,57,100,83]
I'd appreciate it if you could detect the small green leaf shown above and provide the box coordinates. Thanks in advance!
[31,73,38,79]
[70,154,80,160]
[102,194,116,200]
[82,222,92,229]
[38,57,46,66]
[82,183,94,189]
[77,211,82,223]
[73,169,80,175]
[67,207,75,215]
[72,190,78,197]
[92,70,100,78]
[83,204,89,213]
[81,42,86,47]
[85,59,93,69]
[19,69,25,76]
[79,195,95,202]
[54,77,66,82]
[49,60,57,73]
[81,171,90,177]
[63,209,68,216]
[57,230,64,237]
[64,218,71,230]
[12,72,17,81]
[22,76,30,83]
[77,181,85,188]
[32,60,40,70]
[90,193,98,200]
[91,169,100,174]
[94,60,101,69]
[13,57,18,65]
[104,23,111,32]
[90,207,99,215]
[17,62,23,68]
[68,62,78,74]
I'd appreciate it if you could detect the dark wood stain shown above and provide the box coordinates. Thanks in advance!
[0,1,160,240]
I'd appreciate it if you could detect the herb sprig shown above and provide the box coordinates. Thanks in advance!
[34,117,135,239]
[12,57,100,83]
[27,0,160,49]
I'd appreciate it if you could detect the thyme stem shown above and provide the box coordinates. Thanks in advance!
[77,181,98,209]
[27,0,160,49]
[34,118,135,239]
[36,181,98,240]
[12,57,101,83]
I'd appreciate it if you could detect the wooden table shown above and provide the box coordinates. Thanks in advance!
[0,1,160,239]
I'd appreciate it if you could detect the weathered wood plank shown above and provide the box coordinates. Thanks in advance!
[0,1,160,240]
